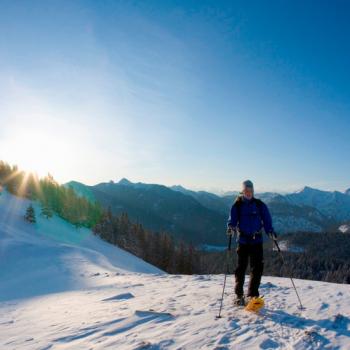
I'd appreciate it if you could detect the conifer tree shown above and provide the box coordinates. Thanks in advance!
[25,204,36,223]
[41,202,53,219]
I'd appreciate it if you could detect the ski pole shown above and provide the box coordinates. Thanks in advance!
[216,233,233,319]
[272,238,304,310]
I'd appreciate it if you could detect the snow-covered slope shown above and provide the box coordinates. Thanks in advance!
[1,275,349,349]
[0,191,162,301]
[1,191,349,349]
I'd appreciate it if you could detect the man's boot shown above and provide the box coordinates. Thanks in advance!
[234,295,245,306]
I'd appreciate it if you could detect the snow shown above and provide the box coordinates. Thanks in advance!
[276,241,305,253]
[339,224,350,233]
[0,191,162,301]
[1,191,350,349]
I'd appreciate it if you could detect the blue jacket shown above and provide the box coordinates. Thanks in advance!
[227,196,273,244]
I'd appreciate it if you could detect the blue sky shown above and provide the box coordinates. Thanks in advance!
[0,0,349,192]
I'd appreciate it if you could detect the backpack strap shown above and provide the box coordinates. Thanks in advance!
[254,198,264,226]
[233,195,243,221]
[254,198,263,216]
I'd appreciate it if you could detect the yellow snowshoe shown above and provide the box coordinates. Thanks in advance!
[244,296,265,313]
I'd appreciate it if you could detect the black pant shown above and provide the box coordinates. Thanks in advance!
[234,243,264,297]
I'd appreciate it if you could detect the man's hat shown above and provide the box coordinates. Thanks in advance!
[242,179,254,192]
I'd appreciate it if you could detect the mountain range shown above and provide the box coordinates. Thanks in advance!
[66,179,350,245]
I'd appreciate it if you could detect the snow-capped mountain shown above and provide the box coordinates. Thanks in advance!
[221,187,350,233]
[284,186,350,222]
[67,179,350,241]
[1,191,349,349]
[171,185,346,234]
[345,188,350,196]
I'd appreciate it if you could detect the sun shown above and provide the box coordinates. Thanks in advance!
[3,127,71,180]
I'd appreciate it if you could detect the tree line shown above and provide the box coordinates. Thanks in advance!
[93,209,198,274]
[93,208,350,283]
[0,160,102,228]
[194,233,350,284]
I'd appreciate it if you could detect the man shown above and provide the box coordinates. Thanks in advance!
[227,180,276,306]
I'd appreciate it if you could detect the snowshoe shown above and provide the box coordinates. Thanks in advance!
[244,296,264,313]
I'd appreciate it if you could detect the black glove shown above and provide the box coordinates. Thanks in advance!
[226,225,235,236]
[268,231,277,240]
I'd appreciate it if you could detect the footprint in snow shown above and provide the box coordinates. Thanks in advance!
[301,328,331,348]
[135,310,175,319]
[134,339,175,349]
[102,292,135,301]
[260,282,277,289]
[332,314,349,329]
[319,302,329,310]
[259,338,279,349]
[194,275,211,281]
[124,283,144,288]
[217,333,231,345]
[175,294,186,298]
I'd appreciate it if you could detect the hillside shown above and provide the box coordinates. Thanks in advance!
[67,180,228,245]
[0,191,349,349]
[0,191,162,301]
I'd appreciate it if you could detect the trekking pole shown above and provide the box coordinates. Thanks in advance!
[216,232,233,319]
[272,238,304,310]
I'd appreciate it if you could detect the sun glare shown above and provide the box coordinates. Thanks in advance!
[4,127,71,180]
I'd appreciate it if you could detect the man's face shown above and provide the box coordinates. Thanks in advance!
[243,188,254,200]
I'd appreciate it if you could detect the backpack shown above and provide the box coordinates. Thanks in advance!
[233,196,263,224]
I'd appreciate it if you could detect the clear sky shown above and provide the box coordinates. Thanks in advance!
[0,0,349,193]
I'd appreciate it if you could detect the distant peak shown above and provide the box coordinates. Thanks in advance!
[295,186,316,193]
[171,185,187,191]
[118,178,133,185]
[345,188,350,195]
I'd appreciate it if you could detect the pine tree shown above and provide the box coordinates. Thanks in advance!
[25,204,36,223]
[176,241,186,273]
[41,202,53,219]
[185,243,195,274]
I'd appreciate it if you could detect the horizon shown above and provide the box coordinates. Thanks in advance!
[1,1,349,192]
[67,177,350,195]
[2,158,348,195]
